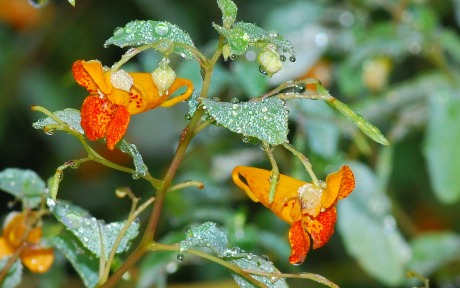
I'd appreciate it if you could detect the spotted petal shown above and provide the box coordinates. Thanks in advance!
[321,165,355,209]
[22,247,54,273]
[303,206,337,249]
[288,220,310,265]
[80,96,130,150]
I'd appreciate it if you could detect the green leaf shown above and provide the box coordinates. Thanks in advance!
[179,222,288,288]
[217,0,237,28]
[0,259,22,288]
[213,21,295,56]
[104,20,195,59]
[423,87,460,203]
[47,199,140,259]
[32,108,84,135]
[337,162,410,286]
[409,231,460,276]
[438,29,460,64]
[325,95,389,145]
[180,222,229,256]
[0,168,46,209]
[202,97,288,145]
[50,230,99,288]
[118,140,148,178]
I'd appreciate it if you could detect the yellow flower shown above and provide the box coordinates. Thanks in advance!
[72,60,194,149]
[0,212,54,273]
[232,165,355,265]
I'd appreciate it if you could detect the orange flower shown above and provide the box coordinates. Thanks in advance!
[0,212,54,273]
[72,60,194,149]
[232,165,354,265]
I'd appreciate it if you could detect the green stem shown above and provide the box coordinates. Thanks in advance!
[282,143,320,186]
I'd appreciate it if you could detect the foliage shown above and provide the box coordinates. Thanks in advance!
[1,0,460,287]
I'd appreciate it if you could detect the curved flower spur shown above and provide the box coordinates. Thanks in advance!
[232,165,355,265]
[72,59,194,149]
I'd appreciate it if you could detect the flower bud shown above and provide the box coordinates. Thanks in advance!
[257,50,283,77]
[151,58,176,96]
[222,44,232,61]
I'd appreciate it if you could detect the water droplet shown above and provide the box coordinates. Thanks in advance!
[177,253,184,261]
[232,104,239,110]
[279,55,286,62]
[155,23,169,36]
[70,162,80,169]
[46,198,56,209]
[212,97,221,102]
[242,136,250,143]
[113,27,123,36]
[235,127,242,133]
[202,105,207,110]
[289,56,296,62]
[259,65,268,75]
[184,114,192,121]
[262,106,268,112]
[132,172,141,180]
[44,127,56,135]
[28,0,49,8]
[185,227,193,236]
[125,28,133,34]
[261,254,270,261]
[230,98,239,104]
[293,85,306,93]
[230,54,237,60]
[62,213,81,229]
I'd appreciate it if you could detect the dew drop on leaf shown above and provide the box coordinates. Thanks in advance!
[289,56,296,62]
[154,22,169,36]
[177,253,184,262]
[279,55,286,62]
[132,172,141,180]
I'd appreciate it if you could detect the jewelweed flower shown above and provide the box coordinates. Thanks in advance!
[72,60,194,149]
[232,165,354,265]
[0,212,54,273]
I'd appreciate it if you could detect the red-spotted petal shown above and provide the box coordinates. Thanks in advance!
[288,220,310,265]
[303,206,337,249]
[337,166,355,200]
[80,96,130,149]
[105,104,130,150]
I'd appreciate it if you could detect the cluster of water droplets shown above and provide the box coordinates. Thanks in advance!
[0,168,46,209]
[32,108,84,135]
[105,20,195,59]
[47,199,140,259]
[118,140,148,179]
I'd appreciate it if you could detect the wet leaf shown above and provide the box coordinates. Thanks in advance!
[118,140,148,178]
[217,0,237,28]
[423,89,460,203]
[32,108,84,135]
[409,231,460,276]
[325,95,389,145]
[180,222,228,256]
[50,230,99,288]
[337,162,410,286]
[104,20,195,59]
[0,258,22,288]
[213,22,294,56]
[47,199,139,259]
[0,168,46,209]
[179,222,287,288]
[202,97,288,145]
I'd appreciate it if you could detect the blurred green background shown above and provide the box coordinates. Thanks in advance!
[1,0,460,287]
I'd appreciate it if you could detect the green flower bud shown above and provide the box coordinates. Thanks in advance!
[257,50,283,77]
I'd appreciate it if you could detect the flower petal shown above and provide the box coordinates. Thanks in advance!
[105,104,130,150]
[22,247,54,273]
[288,220,310,265]
[337,165,355,200]
[0,238,14,259]
[3,212,41,248]
[232,166,303,224]
[73,60,112,95]
[321,165,355,209]
[303,206,337,249]
[80,96,130,150]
